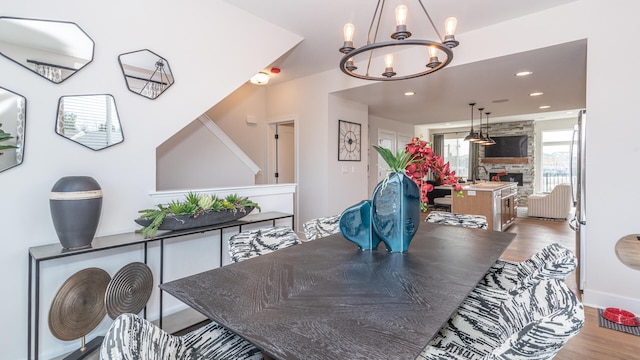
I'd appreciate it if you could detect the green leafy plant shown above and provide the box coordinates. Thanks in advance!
[372,145,414,173]
[0,123,17,154]
[136,192,261,238]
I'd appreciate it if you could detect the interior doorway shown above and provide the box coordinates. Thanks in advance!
[267,121,295,184]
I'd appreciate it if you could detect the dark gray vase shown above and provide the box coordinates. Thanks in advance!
[50,176,102,249]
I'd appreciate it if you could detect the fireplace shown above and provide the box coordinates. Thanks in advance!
[490,172,523,186]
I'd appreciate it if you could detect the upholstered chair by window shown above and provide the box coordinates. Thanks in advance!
[527,183,572,219]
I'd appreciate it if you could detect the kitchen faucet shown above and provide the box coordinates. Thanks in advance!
[472,165,488,184]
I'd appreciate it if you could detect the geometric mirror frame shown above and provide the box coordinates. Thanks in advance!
[0,86,26,173]
[118,49,174,100]
[56,94,124,151]
[0,17,94,84]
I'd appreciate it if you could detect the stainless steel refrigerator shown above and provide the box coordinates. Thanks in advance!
[570,109,586,291]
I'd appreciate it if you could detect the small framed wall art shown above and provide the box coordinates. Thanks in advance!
[338,120,361,161]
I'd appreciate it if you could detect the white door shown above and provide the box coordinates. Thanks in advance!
[377,129,396,183]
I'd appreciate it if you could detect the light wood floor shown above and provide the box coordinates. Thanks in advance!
[503,215,640,360]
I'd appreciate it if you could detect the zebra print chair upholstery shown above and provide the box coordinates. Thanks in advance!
[431,243,578,342]
[425,211,488,230]
[480,243,577,293]
[418,278,584,360]
[228,226,300,263]
[302,215,340,240]
[100,313,263,360]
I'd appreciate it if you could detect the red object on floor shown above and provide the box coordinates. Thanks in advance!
[603,308,639,326]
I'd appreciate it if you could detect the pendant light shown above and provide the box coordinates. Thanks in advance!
[484,112,496,145]
[463,103,480,142]
[476,107,488,144]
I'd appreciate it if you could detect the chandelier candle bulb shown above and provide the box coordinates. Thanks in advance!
[382,54,396,78]
[427,46,441,68]
[443,17,459,48]
[340,23,355,53]
[395,5,408,26]
[345,57,357,71]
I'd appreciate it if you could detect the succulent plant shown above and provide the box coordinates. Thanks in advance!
[136,192,260,238]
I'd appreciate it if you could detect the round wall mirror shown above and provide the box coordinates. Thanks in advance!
[56,94,123,151]
[0,17,94,83]
[0,86,26,173]
[118,49,174,99]
[615,234,640,271]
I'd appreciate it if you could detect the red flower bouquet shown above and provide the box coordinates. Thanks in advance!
[404,137,463,211]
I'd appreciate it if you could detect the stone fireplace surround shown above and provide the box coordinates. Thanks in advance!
[479,120,535,207]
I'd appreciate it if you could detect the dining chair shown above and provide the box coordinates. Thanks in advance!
[302,215,340,240]
[425,211,488,229]
[228,226,300,263]
[418,278,584,360]
[479,243,577,293]
[99,313,263,360]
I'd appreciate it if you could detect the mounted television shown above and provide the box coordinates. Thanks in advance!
[484,135,528,158]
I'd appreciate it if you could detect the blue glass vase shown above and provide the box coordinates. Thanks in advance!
[371,172,420,252]
[338,200,382,250]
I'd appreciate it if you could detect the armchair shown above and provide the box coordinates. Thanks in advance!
[527,183,572,219]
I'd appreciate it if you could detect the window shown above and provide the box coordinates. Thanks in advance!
[442,134,469,178]
[541,129,574,193]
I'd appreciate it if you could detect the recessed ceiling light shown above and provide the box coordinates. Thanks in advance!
[539,105,551,109]
[404,91,415,96]
[529,92,543,96]
[515,71,533,77]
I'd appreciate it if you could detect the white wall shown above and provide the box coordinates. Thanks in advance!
[156,119,256,190]
[0,1,301,358]
[266,71,371,224]
[327,95,369,215]
[206,83,269,184]
[581,0,640,313]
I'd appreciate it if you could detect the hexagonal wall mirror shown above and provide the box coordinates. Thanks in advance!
[0,86,26,173]
[56,94,123,151]
[118,49,174,99]
[0,17,94,83]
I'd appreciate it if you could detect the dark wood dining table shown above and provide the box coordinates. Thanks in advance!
[160,222,515,360]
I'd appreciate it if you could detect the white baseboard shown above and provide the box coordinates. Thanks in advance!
[582,288,640,314]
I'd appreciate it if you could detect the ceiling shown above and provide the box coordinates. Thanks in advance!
[222,0,586,126]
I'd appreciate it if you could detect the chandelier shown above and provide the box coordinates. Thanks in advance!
[338,0,459,81]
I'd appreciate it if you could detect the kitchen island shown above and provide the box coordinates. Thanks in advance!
[451,181,518,231]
